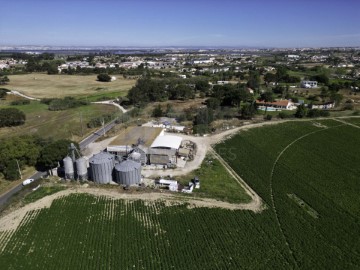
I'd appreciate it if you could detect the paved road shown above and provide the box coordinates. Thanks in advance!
[0,171,47,208]
[79,119,117,150]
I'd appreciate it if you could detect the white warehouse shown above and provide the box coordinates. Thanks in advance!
[149,135,183,165]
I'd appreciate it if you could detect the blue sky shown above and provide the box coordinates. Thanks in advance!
[0,0,359,47]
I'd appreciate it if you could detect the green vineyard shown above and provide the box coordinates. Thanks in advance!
[1,118,360,269]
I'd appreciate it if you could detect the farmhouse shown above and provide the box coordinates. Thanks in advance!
[301,80,318,88]
[310,101,335,110]
[256,99,297,111]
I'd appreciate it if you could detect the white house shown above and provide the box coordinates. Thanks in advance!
[311,101,335,110]
[256,99,297,111]
[301,81,318,88]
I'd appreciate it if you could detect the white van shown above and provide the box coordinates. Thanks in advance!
[22,178,34,186]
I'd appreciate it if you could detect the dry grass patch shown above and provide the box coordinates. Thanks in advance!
[7,73,136,98]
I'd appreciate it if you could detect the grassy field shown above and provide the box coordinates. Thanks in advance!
[6,73,136,98]
[23,186,66,204]
[0,101,119,140]
[176,155,251,203]
[1,119,359,269]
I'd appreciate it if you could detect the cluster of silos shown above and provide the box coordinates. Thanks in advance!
[114,159,141,185]
[63,156,89,180]
[89,152,115,184]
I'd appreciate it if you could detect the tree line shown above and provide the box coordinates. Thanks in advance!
[126,77,211,106]
[0,135,77,180]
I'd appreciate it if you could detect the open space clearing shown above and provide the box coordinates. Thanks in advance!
[0,118,359,269]
[0,101,119,140]
[6,74,136,99]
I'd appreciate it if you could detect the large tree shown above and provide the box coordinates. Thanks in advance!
[97,73,112,82]
[0,135,42,180]
[295,104,307,118]
[37,139,78,173]
[0,76,10,85]
[259,91,274,114]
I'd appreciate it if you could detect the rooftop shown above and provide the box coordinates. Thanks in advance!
[150,135,182,149]
[109,126,163,147]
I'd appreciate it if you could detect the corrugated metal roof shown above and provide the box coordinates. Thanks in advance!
[149,148,176,156]
[115,159,140,172]
[150,155,169,165]
[89,152,114,164]
[150,135,182,149]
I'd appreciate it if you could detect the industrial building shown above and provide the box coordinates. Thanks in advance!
[107,126,164,158]
[149,135,183,165]
[107,126,185,166]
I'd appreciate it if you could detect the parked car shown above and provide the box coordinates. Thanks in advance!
[22,178,34,186]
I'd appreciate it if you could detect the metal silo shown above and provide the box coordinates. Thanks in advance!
[76,157,88,180]
[89,152,115,184]
[114,160,141,185]
[63,156,74,180]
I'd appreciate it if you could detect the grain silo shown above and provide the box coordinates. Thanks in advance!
[63,156,74,180]
[89,152,115,184]
[76,157,88,180]
[114,159,141,185]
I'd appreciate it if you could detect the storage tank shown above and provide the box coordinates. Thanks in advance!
[129,151,141,162]
[89,152,115,184]
[114,160,141,185]
[76,157,88,180]
[63,156,74,180]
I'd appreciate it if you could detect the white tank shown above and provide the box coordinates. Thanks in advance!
[76,157,88,180]
[63,156,74,180]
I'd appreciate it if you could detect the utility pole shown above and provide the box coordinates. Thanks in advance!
[16,159,22,179]
[101,118,105,136]
[80,112,84,137]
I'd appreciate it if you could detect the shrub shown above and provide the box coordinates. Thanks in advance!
[278,112,289,119]
[97,73,111,82]
[0,108,26,127]
[48,97,89,111]
[307,109,330,118]
[10,100,30,105]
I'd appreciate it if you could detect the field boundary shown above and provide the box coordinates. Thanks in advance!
[208,147,264,212]
[332,118,360,129]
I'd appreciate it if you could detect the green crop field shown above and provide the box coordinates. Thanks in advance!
[7,74,136,98]
[0,118,359,269]
[215,118,360,268]
[0,194,288,269]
